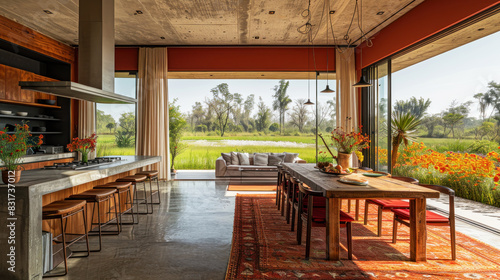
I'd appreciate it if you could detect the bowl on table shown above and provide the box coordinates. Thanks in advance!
[16,112,28,117]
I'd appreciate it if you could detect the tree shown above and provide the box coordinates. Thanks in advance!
[317,98,335,129]
[272,80,291,134]
[391,111,421,171]
[96,109,115,133]
[106,122,115,133]
[289,99,310,133]
[442,100,472,138]
[205,83,234,137]
[242,94,255,131]
[473,93,489,121]
[255,97,271,132]
[115,112,135,147]
[483,81,500,120]
[191,102,205,128]
[169,99,187,170]
[421,114,441,137]
[393,97,431,120]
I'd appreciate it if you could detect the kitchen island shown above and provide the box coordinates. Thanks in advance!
[0,155,161,280]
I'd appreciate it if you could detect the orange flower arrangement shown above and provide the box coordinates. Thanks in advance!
[329,126,370,154]
[0,123,43,171]
[67,133,97,163]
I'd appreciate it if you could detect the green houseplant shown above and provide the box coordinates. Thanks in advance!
[0,123,43,184]
[169,100,187,173]
[391,111,421,171]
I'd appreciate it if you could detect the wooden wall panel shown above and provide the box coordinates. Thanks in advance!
[0,15,75,64]
[0,65,5,99]
[5,66,20,101]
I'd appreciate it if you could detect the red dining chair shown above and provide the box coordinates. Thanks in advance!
[392,184,456,260]
[364,175,419,236]
[297,183,353,260]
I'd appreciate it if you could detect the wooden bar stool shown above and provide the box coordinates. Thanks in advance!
[136,170,161,211]
[117,175,150,215]
[42,200,90,277]
[66,189,119,252]
[94,181,136,227]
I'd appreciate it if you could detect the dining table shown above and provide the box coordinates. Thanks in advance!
[282,163,440,262]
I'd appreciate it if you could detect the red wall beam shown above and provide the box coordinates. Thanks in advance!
[358,0,500,69]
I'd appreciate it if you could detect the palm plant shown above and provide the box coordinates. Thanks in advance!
[391,111,421,171]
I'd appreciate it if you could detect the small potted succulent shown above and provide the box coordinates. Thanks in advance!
[0,123,43,184]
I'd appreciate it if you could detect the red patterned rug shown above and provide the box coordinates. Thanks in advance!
[226,194,500,279]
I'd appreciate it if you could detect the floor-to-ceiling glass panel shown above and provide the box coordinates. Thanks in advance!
[376,62,390,171]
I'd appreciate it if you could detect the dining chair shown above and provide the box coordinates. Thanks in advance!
[391,184,456,260]
[297,183,353,260]
[281,171,291,219]
[363,175,418,236]
[276,166,283,209]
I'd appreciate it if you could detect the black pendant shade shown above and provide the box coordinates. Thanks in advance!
[353,76,371,88]
[304,98,314,105]
[320,84,335,93]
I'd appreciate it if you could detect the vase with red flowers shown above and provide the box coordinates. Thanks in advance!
[66,133,98,163]
[0,123,44,184]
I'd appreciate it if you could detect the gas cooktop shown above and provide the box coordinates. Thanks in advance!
[44,157,123,170]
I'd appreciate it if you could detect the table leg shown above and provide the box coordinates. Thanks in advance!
[410,198,427,261]
[326,197,341,260]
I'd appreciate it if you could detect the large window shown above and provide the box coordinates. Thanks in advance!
[96,72,137,156]
[167,77,337,169]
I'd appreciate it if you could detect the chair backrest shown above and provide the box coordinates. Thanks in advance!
[298,183,322,197]
[392,176,419,184]
[418,184,455,220]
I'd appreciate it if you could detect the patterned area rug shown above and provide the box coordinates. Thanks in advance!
[226,194,500,279]
[227,185,277,191]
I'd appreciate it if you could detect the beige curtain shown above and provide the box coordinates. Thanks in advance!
[136,47,170,180]
[335,48,358,131]
[78,100,96,159]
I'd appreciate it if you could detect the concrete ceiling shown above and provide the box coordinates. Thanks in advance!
[0,0,424,46]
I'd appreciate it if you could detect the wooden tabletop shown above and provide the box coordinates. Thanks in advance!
[282,163,440,199]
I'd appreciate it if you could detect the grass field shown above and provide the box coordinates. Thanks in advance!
[96,133,497,169]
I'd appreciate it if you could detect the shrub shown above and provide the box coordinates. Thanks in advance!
[115,130,134,147]
[195,125,207,133]
[325,126,333,132]
[269,123,279,132]
[294,132,300,136]
[468,140,498,155]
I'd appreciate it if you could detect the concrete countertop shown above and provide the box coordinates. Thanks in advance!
[0,155,161,195]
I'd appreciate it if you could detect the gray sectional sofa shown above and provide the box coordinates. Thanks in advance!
[215,152,306,177]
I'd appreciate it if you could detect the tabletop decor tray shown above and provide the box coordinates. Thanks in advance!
[338,177,369,185]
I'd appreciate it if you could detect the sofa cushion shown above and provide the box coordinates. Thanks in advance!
[254,153,269,166]
[221,153,232,165]
[237,152,250,165]
[284,152,299,163]
[230,152,240,165]
[268,154,284,166]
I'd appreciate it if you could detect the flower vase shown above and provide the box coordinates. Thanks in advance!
[337,152,352,169]
[2,170,21,184]
[81,152,89,163]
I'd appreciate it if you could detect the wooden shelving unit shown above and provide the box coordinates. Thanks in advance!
[0,99,61,109]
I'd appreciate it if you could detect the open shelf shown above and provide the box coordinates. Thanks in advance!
[0,98,61,108]
[0,114,60,121]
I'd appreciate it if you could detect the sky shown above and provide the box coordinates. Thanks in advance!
[392,30,500,119]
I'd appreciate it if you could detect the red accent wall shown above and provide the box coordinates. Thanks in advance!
[115,48,139,71]
[113,47,335,72]
[358,0,500,69]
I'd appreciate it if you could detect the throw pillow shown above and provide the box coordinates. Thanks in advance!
[283,152,299,163]
[237,152,250,165]
[221,153,232,165]
[230,152,240,165]
[253,153,269,166]
[268,154,284,166]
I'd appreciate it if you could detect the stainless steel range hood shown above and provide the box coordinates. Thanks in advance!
[19,0,136,104]
[19,81,136,104]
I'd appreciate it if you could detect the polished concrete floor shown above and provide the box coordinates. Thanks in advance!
[49,177,500,279]
[52,180,235,280]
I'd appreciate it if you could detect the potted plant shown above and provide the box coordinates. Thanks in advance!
[319,126,370,169]
[67,133,98,163]
[169,100,187,175]
[0,123,43,184]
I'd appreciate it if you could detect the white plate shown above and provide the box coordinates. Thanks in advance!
[339,178,369,185]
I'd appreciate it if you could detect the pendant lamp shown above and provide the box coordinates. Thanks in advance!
[352,0,371,88]
[321,0,334,93]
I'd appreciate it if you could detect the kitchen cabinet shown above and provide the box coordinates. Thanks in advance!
[0,64,5,99]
